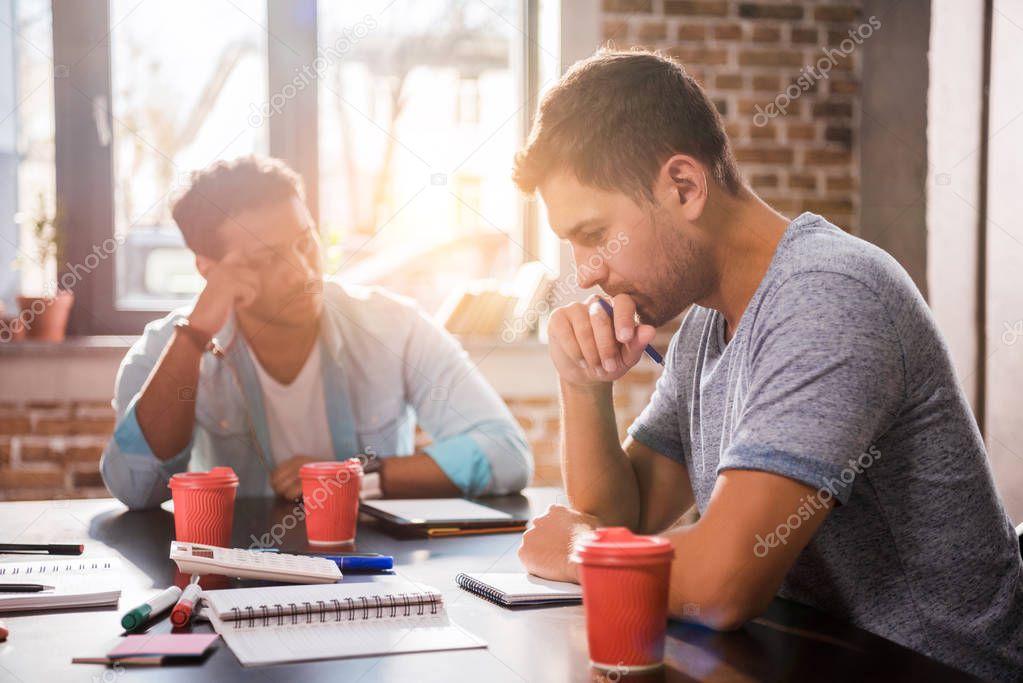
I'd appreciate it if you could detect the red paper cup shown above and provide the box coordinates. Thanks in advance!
[300,459,363,545]
[572,527,675,672]
[168,467,239,547]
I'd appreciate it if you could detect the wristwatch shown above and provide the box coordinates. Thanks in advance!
[174,319,225,358]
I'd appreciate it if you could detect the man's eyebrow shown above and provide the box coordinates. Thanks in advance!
[563,218,602,240]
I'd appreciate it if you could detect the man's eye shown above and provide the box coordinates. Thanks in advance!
[582,230,604,244]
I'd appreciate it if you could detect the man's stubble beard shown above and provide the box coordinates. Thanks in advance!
[640,209,716,327]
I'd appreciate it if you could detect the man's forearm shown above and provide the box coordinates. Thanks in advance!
[379,454,461,498]
[560,380,641,527]
[134,330,204,461]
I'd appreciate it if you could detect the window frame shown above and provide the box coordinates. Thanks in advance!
[53,0,545,335]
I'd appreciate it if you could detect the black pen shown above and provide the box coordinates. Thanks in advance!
[0,583,55,592]
[0,543,84,555]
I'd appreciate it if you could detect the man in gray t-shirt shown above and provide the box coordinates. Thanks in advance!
[627,212,1023,680]
[513,50,1022,681]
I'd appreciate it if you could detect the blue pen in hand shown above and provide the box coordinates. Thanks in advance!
[596,298,664,366]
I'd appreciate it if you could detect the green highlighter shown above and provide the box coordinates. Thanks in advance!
[121,585,182,632]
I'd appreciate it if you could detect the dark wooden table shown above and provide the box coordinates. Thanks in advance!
[0,489,979,682]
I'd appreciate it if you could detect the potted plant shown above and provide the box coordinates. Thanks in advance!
[16,193,73,342]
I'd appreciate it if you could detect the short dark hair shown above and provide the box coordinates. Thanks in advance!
[513,49,744,200]
[171,155,305,258]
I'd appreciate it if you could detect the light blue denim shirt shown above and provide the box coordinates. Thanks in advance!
[100,282,533,510]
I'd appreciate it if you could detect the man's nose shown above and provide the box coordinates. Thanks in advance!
[574,249,608,290]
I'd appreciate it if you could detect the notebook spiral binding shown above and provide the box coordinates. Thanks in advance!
[455,573,506,606]
[227,591,441,628]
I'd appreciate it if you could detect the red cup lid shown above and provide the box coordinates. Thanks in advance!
[168,466,238,490]
[299,458,363,479]
[571,527,674,565]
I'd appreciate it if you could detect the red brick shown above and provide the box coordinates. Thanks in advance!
[812,101,853,118]
[829,79,859,95]
[677,24,707,41]
[752,74,781,91]
[814,5,860,23]
[734,147,795,164]
[0,467,64,489]
[713,23,742,40]
[826,175,855,192]
[825,125,853,146]
[805,149,853,165]
[787,122,818,140]
[805,199,854,215]
[763,197,803,214]
[32,414,115,437]
[0,439,9,464]
[738,49,805,68]
[791,27,820,45]
[738,3,804,20]
[789,174,817,191]
[752,26,781,43]
[751,173,779,188]
[72,468,104,489]
[714,73,744,90]
[73,400,114,411]
[71,417,116,436]
[67,444,104,462]
[637,21,668,42]
[21,442,63,462]
[666,46,729,65]
[603,0,652,12]
[749,124,776,140]
[664,0,729,17]
[0,416,30,436]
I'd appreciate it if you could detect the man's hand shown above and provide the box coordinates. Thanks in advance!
[270,455,322,500]
[518,504,600,583]
[547,293,657,388]
[189,251,262,335]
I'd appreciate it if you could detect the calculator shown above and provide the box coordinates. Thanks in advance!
[169,542,342,584]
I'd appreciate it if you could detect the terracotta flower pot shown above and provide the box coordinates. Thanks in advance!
[16,290,74,342]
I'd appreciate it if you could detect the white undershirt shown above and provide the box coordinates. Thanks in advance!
[251,344,333,466]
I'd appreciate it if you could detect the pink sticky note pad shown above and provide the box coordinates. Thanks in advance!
[108,633,219,658]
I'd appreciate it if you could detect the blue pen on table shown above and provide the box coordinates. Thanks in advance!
[596,298,664,365]
[255,549,394,572]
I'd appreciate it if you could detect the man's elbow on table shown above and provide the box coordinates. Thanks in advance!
[669,578,773,631]
[668,551,776,629]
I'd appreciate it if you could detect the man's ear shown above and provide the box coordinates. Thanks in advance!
[195,254,214,279]
[657,154,707,220]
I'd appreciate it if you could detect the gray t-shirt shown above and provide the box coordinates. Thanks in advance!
[628,212,1023,681]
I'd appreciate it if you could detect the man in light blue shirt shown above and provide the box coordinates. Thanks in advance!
[100,156,531,510]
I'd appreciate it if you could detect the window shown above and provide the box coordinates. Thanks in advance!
[40,0,557,334]
[317,0,525,315]
[109,0,268,310]
[2,0,56,308]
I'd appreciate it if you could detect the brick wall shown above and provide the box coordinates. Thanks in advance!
[0,401,115,501]
[602,0,863,233]
[0,373,657,501]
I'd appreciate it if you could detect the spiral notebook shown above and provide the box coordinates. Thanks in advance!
[202,580,486,666]
[0,558,121,612]
[456,572,582,607]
